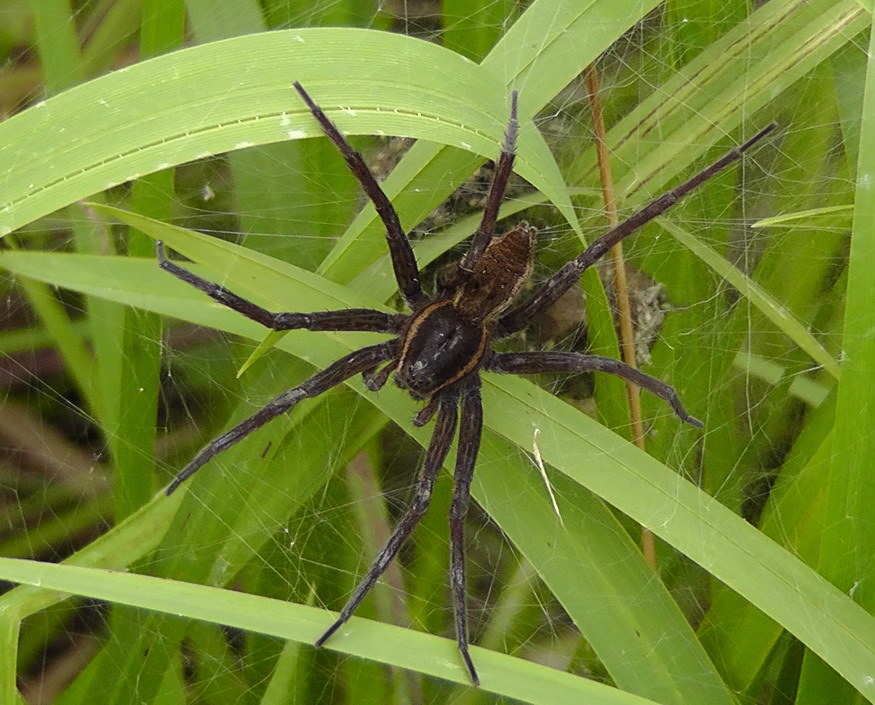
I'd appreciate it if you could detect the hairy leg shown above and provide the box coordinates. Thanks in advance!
[166,340,397,493]
[293,82,426,308]
[487,351,702,426]
[459,91,519,272]
[158,242,405,334]
[449,381,484,685]
[315,394,459,647]
[496,124,776,337]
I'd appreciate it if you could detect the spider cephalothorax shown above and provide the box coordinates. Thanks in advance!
[157,82,774,685]
[392,223,535,401]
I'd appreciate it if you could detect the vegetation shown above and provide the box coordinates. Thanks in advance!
[0,0,872,703]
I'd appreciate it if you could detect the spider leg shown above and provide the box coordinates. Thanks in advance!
[315,394,458,649]
[157,242,405,334]
[293,82,426,309]
[459,91,519,273]
[165,340,397,494]
[449,381,484,686]
[496,123,777,337]
[486,351,703,427]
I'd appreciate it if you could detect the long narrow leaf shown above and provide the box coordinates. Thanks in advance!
[3,236,874,701]
[0,29,571,238]
[0,557,662,705]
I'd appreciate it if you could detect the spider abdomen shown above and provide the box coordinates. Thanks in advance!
[395,300,489,400]
[454,223,535,322]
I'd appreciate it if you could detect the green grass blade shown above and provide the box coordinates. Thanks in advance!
[30,0,84,93]
[0,489,184,619]
[795,15,875,703]
[753,205,853,228]
[698,391,837,692]
[0,615,21,705]
[4,229,875,699]
[0,29,568,239]
[99,0,185,519]
[0,557,663,704]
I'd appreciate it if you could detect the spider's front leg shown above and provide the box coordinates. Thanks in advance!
[458,91,519,274]
[314,393,459,646]
[293,82,427,309]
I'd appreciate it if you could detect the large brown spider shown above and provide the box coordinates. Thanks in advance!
[157,82,774,685]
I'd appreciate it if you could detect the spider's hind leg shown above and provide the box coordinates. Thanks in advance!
[448,381,484,685]
[458,91,520,276]
[293,82,426,309]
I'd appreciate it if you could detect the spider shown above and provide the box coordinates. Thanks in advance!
[157,82,774,685]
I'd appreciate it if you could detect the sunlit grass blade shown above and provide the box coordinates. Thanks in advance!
[0,29,569,238]
[4,234,874,700]
[793,15,875,702]
[237,330,288,377]
[0,557,664,704]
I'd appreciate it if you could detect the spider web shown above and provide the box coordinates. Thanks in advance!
[3,1,866,703]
